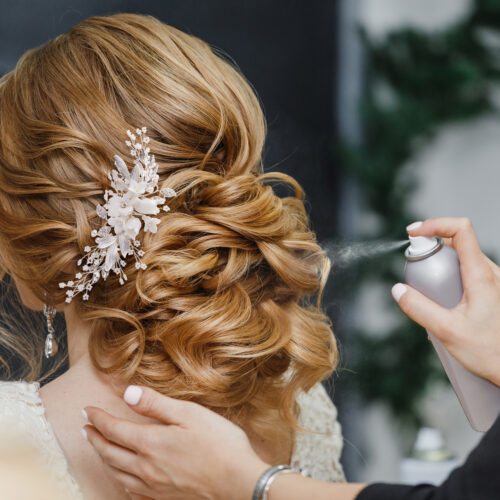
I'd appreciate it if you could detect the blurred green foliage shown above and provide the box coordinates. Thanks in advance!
[341,0,500,426]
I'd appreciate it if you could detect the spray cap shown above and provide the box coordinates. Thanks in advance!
[407,236,440,257]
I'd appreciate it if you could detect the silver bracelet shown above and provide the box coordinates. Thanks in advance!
[252,465,291,500]
[262,468,294,500]
[252,465,310,500]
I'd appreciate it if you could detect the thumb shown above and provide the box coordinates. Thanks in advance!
[123,385,188,425]
[391,283,453,341]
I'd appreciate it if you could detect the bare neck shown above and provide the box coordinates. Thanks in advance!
[64,305,91,367]
[61,304,115,391]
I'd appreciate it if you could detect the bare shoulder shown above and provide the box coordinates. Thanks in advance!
[39,372,128,499]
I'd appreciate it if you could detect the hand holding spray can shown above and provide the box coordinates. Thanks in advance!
[404,235,500,432]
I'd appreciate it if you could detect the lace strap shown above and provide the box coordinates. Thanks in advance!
[0,381,84,499]
[290,382,346,483]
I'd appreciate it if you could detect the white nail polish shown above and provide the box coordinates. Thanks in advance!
[124,385,143,406]
[392,283,408,302]
[406,221,423,232]
[80,428,88,441]
[81,409,89,424]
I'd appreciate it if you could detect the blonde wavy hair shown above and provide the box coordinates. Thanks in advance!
[0,13,337,447]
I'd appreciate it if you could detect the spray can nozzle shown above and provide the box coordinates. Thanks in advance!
[405,236,443,260]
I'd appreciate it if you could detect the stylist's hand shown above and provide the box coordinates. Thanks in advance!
[392,217,500,387]
[83,386,269,500]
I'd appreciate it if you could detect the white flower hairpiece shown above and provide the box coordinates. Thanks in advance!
[59,127,176,303]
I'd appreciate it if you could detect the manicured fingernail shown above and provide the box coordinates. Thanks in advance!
[80,428,88,441]
[124,385,143,406]
[406,221,423,232]
[81,409,89,424]
[392,283,408,302]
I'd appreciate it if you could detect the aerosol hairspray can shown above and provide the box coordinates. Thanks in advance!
[404,236,500,432]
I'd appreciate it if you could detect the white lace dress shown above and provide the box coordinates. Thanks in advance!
[0,380,345,499]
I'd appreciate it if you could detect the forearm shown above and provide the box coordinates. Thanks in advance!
[356,484,437,500]
[267,473,365,500]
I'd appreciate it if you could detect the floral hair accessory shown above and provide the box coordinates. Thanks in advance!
[59,127,176,303]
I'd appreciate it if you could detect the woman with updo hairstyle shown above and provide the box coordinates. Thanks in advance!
[0,13,344,499]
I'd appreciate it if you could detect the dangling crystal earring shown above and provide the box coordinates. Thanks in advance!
[43,292,58,358]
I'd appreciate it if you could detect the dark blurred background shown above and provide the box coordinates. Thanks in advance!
[0,0,340,240]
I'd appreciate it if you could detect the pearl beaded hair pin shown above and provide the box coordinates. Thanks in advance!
[59,127,176,303]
